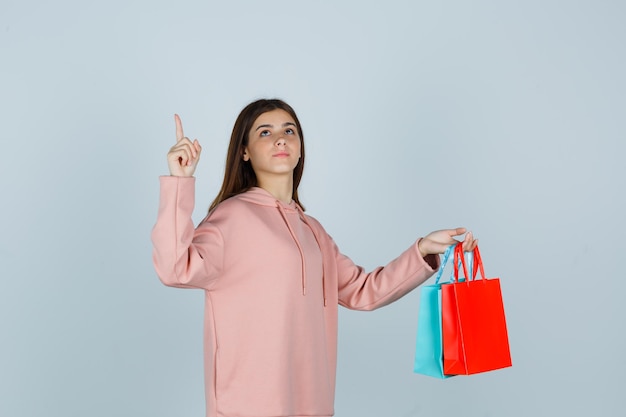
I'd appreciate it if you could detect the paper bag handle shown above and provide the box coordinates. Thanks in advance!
[433,244,456,285]
[453,243,486,283]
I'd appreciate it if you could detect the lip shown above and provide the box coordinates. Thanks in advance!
[273,152,290,157]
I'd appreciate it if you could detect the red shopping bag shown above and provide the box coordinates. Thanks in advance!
[442,243,512,375]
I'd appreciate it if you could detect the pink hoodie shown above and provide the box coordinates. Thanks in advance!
[151,176,439,417]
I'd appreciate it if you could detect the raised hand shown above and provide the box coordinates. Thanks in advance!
[167,114,202,177]
[417,228,477,258]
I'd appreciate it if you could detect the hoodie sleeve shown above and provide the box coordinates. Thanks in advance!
[332,236,440,311]
[151,176,224,290]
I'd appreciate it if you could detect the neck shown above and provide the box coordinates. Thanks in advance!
[257,174,294,205]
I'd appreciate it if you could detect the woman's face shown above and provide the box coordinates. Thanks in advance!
[243,109,301,180]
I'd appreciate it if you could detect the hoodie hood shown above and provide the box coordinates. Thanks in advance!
[236,187,327,306]
[236,186,298,209]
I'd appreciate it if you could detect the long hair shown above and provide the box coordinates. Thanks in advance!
[208,98,306,212]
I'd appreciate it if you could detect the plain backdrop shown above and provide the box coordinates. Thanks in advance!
[1,0,624,416]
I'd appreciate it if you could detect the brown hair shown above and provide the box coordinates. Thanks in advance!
[208,98,306,212]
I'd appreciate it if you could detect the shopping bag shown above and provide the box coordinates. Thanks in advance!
[413,244,456,378]
[442,243,512,375]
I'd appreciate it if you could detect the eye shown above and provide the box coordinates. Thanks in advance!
[260,130,271,137]
[285,128,295,135]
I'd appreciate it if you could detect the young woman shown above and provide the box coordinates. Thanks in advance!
[151,99,476,417]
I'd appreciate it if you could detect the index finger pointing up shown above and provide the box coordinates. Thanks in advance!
[174,113,184,142]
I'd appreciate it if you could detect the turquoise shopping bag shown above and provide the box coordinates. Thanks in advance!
[413,245,456,378]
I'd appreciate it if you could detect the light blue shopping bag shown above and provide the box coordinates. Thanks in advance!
[413,244,460,378]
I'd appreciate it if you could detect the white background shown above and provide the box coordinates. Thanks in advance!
[1,0,624,416]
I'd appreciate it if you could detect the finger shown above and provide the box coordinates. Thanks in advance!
[464,240,476,252]
[462,233,476,251]
[449,227,467,237]
[173,139,197,158]
[175,114,184,142]
[183,138,197,157]
[175,141,200,165]
[170,141,195,156]
[169,147,192,166]
[192,139,201,157]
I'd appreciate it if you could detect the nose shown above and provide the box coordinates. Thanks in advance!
[275,136,286,147]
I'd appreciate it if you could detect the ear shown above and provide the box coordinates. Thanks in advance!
[242,148,250,161]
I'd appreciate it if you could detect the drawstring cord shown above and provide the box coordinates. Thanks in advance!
[276,202,307,296]
[275,202,328,306]
[295,205,328,307]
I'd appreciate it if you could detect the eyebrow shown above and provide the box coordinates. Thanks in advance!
[254,122,296,132]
